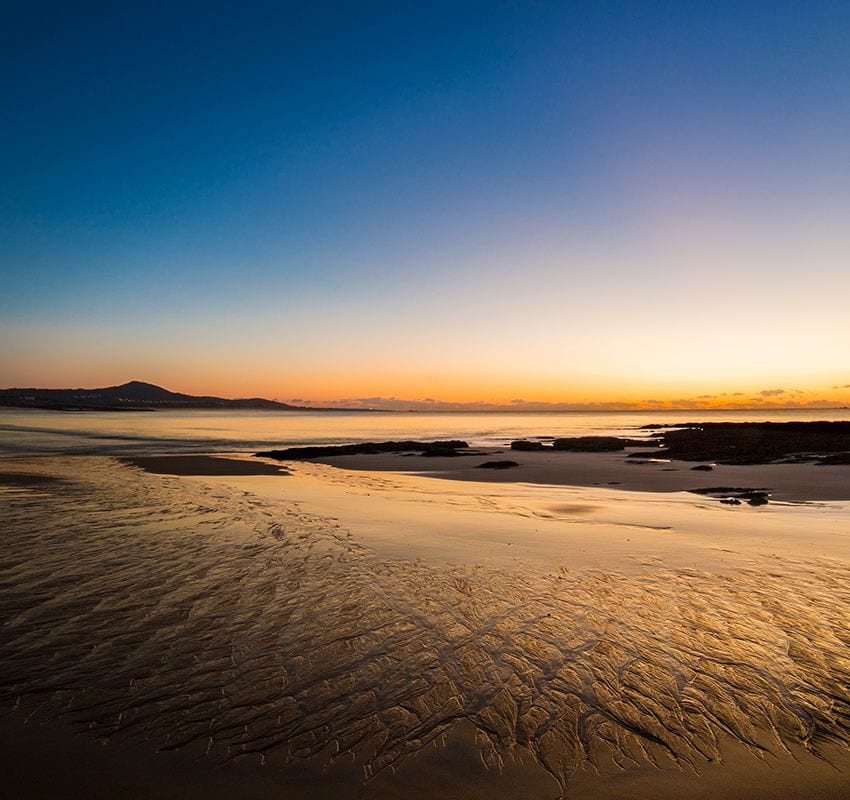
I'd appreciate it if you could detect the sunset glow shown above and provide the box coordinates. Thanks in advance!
[2,3,848,407]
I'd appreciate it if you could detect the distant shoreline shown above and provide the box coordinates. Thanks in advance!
[0,400,386,413]
[1,399,847,414]
[0,380,382,413]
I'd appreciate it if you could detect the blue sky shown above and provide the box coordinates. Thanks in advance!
[2,1,849,405]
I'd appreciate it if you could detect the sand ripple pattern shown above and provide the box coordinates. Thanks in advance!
[1,459,849,795]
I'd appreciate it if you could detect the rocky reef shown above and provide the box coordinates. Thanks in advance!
[511,437,646,452]
[257,440,471,460]
[635,421,850,465]
[552,436,646,451]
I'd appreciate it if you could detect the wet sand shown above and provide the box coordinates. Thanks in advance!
[1,456,849,798]
[307,449,850,502]
[122,454,289,476]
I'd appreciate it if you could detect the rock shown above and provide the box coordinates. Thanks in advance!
[689,486,768,496]
[419,442,474,457]
[476,460,519,470]
[635,421,850,465]
[257,440,470,460]
[688,486,770,506]
[739,491,770,506]
[817,453,850,465]
[691,464,714,471]
[552,436,647,452]
[511,440,547,451]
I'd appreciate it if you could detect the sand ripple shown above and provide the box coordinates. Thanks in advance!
[1,458,849,795]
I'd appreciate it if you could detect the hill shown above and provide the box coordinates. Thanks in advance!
[0,381,328,411]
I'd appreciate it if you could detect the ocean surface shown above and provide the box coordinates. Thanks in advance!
[2,406,848,457]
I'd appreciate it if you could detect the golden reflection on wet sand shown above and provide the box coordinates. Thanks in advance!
[0,457,848,798]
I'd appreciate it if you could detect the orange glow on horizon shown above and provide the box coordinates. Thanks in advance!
[19,368,844,412]
[2,312,848,411]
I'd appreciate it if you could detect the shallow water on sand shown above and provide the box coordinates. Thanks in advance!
[1,456,848,798]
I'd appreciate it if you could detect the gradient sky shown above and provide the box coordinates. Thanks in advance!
[2,1,849,409]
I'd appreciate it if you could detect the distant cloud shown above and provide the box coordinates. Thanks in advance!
[670,398,703,409]
[834,384,850,389]
[759,388,786,397]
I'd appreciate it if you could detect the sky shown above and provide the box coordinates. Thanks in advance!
[2,1,849,410]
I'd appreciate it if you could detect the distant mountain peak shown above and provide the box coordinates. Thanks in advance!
[117,380,167,390]
[92,381,188,402]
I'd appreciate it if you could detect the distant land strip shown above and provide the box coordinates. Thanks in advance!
[0,380,378,412]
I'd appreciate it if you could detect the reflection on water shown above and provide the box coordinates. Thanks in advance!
[2,407,849,457]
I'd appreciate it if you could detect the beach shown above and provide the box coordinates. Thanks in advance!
[2,437,849,798]
[311,448,850,502]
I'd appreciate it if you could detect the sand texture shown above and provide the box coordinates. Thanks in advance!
[1,458,849,798]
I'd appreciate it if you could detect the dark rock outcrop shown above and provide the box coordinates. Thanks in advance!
[689,486,771,506]
[511,440,548,451]
[419,442,476,457]
[257,440,470,460]
[476,460,519,470]
[817,452,850,465]
[552,436,646,452]
[637,421,850,465]
[691,464,714,471]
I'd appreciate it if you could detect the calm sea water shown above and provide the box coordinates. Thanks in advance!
[1,407,848,457]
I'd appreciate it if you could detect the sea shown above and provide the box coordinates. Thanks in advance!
[1,406,848,457]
